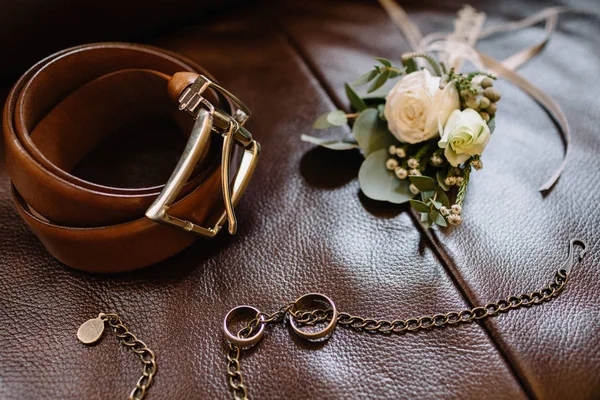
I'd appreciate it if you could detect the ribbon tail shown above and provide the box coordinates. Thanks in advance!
[501,12,558,70]
[378,0,422,51]
[380,2,575,191]
[478,52,569,191]
[480,7,597,71]
[479,7,569,38]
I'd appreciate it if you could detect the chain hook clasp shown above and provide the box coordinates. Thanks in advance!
[561,238,587,275]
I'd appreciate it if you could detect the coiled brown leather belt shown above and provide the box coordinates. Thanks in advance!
[3,43,259,273]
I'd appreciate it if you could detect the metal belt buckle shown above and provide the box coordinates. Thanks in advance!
[145,75,260,237]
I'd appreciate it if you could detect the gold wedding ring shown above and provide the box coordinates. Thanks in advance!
[223,305,265,347]
[290,293,338,341]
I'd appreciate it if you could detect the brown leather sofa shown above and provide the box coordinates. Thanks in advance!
[1,0,599,399]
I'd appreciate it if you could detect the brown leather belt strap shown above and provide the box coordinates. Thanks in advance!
[3,43,259,273]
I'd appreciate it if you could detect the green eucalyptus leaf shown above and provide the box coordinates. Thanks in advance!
[377,104,386,120]
[488,117,496,134]
[436,170,449,191]
[431,199,442,209]
[352,108,396,156]
[388,69,405,78]
[421,190,435,203]
[403,58,417,74]
[436,188,451,208]
[358,149,413,204]
[313,112,335,129]
[410,199,430,213]
[375,57,392,68]
[409,175,437,192]
[327,110,348,126]
[362,87,391,100]
[429,210,447,227]
[421,212,433,228]
[353,70,378,86]
[300,134,359,150]
[345,83,368,111]
[368,69,390,93]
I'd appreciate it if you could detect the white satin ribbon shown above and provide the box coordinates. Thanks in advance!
[378,1,593,191]
[378,0,423,50]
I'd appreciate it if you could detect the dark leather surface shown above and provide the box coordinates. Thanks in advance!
[1,0,599,399]
[0,0,235,80]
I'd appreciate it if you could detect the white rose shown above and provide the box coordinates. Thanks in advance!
[384,69,460,144]
[438,108,491,167]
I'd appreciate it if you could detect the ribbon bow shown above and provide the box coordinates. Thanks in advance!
[379,1,591,191]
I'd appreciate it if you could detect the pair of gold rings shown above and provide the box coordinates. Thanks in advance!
[223,293,337,347]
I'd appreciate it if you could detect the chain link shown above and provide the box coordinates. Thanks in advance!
[226,269,571,400]
[336,270,568,334]
[226,303,294,400]
[226,344,247,400]
[101,314,157,400]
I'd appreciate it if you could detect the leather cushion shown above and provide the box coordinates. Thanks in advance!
[0,0,599,399]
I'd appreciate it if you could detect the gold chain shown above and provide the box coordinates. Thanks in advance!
[102,314,158,400]
[78,313,157,400]
[226,304,293,399]
[336,270,568,333]
[227,268,570,400]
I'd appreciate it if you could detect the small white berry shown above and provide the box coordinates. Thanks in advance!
[430,155,443,166]
[479,97,491,109]
[395,147,406,158]
[407,158,419,169]
[409,169,421,176]
[451,204,462,214]
[389,145,397,155]
[484,87,501,102]
[440,206,450,216]
[386,158,398,170]
[409,183,420,195]
[445,176,457,186]
[465,97,480,109]
[481,77,494,88]
[470,159,483,170]
[394,167,408,179]
[447,214,463,225]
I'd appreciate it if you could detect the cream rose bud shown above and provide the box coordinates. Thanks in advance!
[438,108,491,167]
[384,69,460,144]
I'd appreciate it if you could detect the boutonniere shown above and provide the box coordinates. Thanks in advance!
[303,53,499,227]
[303,3,573,228]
